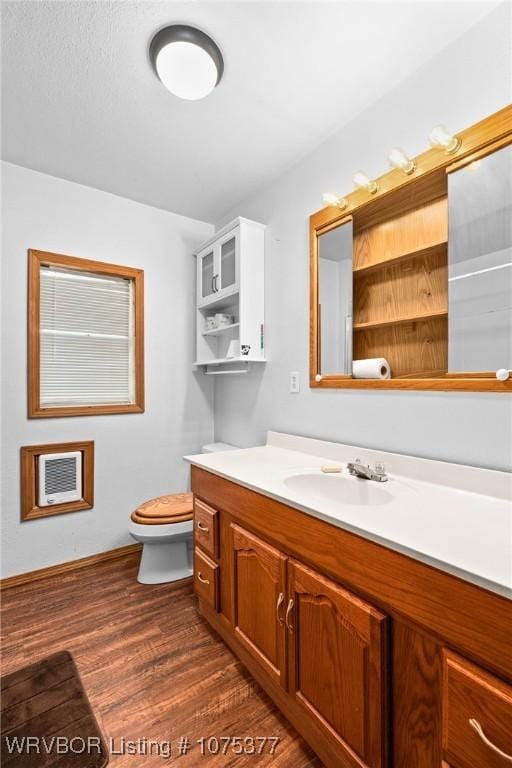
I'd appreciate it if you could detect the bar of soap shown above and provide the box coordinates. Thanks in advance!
[321,466,342,474]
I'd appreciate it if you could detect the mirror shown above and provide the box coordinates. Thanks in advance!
[310,107,512,391]
[317,221,353,376]
[448,144,512,372]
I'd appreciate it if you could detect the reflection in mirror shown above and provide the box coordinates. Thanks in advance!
[318,221,353,375]
[448,144,512,372]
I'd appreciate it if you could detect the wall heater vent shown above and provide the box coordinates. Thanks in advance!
[38,451,82,506]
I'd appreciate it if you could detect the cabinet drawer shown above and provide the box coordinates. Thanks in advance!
[443,650,512,768]
[194,498,218,558]
[194,548,218,611]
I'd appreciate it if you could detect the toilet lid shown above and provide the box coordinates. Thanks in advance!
[131,492,194,525]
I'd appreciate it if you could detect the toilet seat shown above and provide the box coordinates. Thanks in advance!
[130,492,194,525]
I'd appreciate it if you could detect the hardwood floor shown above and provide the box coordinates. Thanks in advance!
[1,553,321,766]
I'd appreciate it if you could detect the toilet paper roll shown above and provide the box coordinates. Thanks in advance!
[352,358,391,380]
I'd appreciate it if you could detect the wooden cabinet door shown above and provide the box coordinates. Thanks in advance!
[230,524,287,688]
[287,560,388,768]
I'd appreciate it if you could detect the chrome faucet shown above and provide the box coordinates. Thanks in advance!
[347,458,388,482]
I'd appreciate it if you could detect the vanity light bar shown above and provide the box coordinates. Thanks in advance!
[322,121,462,208]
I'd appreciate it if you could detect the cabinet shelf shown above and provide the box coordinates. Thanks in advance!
[353,241,447,276]
[193,356,267,366]
[353,309,448,332]
[202,322,239,337]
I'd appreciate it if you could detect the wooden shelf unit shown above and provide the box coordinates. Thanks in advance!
[352,188,449,378]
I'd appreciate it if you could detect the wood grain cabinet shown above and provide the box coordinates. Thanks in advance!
[287,560,387,768]
[194,498,218,558]
[191,468,512,768]
[193,547,218,611]
[442,650,512,768]
[230,524,287,688]
[228,525,388,767]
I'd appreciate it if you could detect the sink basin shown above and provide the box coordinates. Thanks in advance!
[284,472,393,507]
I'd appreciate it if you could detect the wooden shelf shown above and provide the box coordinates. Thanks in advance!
[353,309,448,332]
[353,241,447,276]
[202,322,239,337]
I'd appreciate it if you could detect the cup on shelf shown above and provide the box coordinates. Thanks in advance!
[206,316,217,331]
[215,313,233,327]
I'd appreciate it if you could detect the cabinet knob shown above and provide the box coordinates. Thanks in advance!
[196,521,209,533]
[197,572,210,585]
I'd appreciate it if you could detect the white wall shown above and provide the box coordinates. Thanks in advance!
[1,163,214,578]
[213,4,512,472]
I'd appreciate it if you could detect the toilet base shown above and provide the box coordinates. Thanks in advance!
[137,539,192,584]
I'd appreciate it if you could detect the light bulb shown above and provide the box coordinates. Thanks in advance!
[322,192,348,209]
[353,171,378,194]
[429,125,461,154]
[388,147,415,175]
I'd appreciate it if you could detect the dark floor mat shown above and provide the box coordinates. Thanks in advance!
[1,651,108,767]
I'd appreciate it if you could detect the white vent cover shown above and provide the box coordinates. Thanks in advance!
[38,451,82,507]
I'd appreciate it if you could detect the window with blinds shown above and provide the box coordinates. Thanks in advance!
[28,250,144,417]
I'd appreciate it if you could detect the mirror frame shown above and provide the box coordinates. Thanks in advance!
[310,105,512,392]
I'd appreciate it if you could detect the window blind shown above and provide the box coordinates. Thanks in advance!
[40,266,135,407]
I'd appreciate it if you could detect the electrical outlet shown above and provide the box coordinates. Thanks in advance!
[289,371,300,393]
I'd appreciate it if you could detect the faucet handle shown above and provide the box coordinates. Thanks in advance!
[374,461,386,476]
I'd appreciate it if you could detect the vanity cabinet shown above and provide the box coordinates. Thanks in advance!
[287,560,387,768]
[230,524,287,688]
[442,651,512,768]
[191,467,512,768]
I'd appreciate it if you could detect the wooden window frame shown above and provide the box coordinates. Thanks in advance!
[21,441,94,521]
[310,105,512,392]
[28,250,145,417]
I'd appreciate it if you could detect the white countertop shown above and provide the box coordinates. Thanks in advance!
[185,432,512,598]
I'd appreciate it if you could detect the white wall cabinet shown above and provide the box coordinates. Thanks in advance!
[194,218,266,369]
[197,228,239,306]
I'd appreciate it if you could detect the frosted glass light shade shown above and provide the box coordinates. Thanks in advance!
[353,171,378,194]
[388,147,415,174]
[429,124,461,153]
[156,42,217,100]
[322,192,348,209]
[150,25,224,101]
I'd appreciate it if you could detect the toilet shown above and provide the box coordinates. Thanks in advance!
[128,442,236,584]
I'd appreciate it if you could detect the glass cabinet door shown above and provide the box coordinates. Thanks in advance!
[200,250,215,301]
[220,233,238,291]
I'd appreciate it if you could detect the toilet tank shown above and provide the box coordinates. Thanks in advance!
[201,442,237,454]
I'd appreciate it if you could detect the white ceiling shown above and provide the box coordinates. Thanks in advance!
[1,1,499,222]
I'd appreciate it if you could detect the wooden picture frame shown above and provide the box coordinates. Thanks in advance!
[310,105,512,392]
[28,249,145,417]
[21,441,94,521]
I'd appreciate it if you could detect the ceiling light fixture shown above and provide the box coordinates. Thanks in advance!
[353,171,378,194]
[388,147,416,175]
[322,192,348,210]
[429,124,461,154]
[149,25,224,101]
